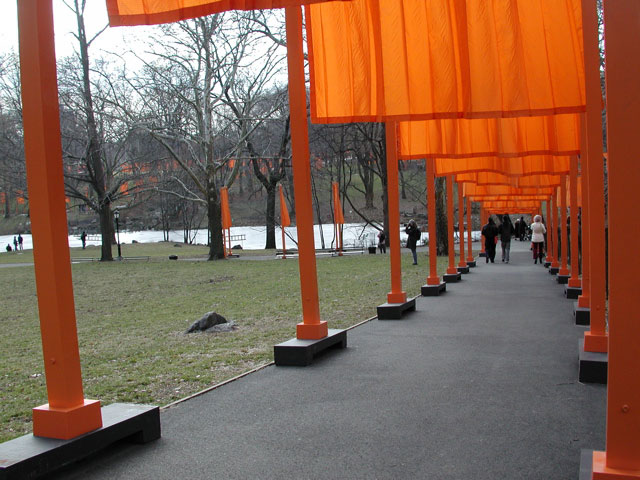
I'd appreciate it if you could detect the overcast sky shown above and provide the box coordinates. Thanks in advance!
[1,1,153,60]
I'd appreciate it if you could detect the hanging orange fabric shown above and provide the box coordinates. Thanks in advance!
[332,181,344,224]
[399,114,581,159]
[106,0,344,26]
[279,184,290,227]
[463,184,555,198]
[220,186,232,229]
[307,0,585,123]
[435,156,571,177]
[457,172,562,187]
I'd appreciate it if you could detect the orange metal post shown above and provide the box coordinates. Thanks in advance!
[385,123,407,304]
[551,190,560,268]
[568,156,581,288]
[457,183,467,268]
[591,2,640,477]
[546,197,553,264]
[577,125,591,309]
[582,0,608,354]
[558,175,569,276]
[285,6,327,340]
[466,197,474,263]
[426,159,440,285]
[18,0,101,440]
[446,176,457,274]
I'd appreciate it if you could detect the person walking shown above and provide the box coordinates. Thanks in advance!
[481,216,499,263]
[405,219,420,265]
[498,215,515,263]
[12,236,18,252]
[377,230,386,254]
[531,215,547,264]
[518,216,526,240]
[80,231,87,249]
[17,234,23,250]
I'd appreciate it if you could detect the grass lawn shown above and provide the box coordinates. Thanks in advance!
[0,242,465,443]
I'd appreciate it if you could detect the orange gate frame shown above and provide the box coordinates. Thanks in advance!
[18,0,102,440]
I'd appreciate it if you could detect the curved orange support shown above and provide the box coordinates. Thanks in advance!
[551,190,560,268]
[18,0,101,439]
[446,176,457,274]
[426,158,440,285]
[385,123,407,304]
[577,116,591,309]
[457,182,467,268]
[592,1,640,475]
[466,197,474,263]
[568,156,581,288]
[558,175,570,276]
[286,6,327,340]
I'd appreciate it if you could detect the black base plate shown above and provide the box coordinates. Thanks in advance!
[548,267,560,275]
[479,252,487,257]
[274,329,347,366]
[421,282,447,296]
[579,338,608,384]
[443,272,462,283]
[544,261,551,268]
[565,285,582,299]
[466,260,476,268]
[0,403,160,480]
[556,274,570,284]
[377,298,416,320]
[574,303,591,326]
[457,266,470,274]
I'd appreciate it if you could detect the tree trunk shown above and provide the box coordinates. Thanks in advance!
[435,177,448,255]
[264,184,277,249]
[207,178,225,260]
[399,160,407,200]
[99,204,114,261]
[4,191,10,219]
[380,151,390,246]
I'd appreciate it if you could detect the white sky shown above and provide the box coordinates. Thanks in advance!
[0,1,154,60]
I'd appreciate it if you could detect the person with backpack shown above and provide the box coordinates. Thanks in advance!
[481,216,499,263]
[498,215,515,263]
[405,219,421,265]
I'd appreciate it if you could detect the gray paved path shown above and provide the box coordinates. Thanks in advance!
[52,241,605,480]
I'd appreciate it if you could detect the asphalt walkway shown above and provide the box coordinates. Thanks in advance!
[52,240,606,480]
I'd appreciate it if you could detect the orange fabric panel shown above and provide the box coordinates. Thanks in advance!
[107,0,342,26]
[279,184,290,227]
[482,200,541,209]
[457,172,562,187]
[220,186,232,229]
[469,195,549,202]
[463,184,555,197]
[399,114,581,159]
[307,0,585,123]
[435,156,570,177]
[332,182,344,224]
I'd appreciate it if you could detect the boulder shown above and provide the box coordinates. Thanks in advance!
[232,244,243,250]
[185,312,228,333]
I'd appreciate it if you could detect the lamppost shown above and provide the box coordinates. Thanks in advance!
[114,209,122,260]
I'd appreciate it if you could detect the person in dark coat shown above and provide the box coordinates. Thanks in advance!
[80,231,87,249]
[17,234,23,250]
[13,236,18,251]
[518,216,526,240]
[498,215,515,263]
[405,219,420,265]
[377,230,386,254]
[481,216,499,263]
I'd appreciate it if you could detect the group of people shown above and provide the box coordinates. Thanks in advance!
[481,214,547,264]
[5,234,24,252]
